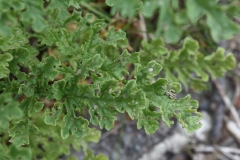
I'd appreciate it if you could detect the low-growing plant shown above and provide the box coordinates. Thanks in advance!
[0,0,237,159]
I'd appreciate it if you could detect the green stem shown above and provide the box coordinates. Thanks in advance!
[80,2,111,21]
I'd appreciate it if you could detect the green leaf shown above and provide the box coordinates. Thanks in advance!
[186,0,240,42]
[8,145,32,160]
[76,54,104,79]
[0,93,22,130]
[0,53,13,79]
[106,27,126,47]
[19,97,44,117]
[163,25,182,43]
[87,80,146,129]
[111,0,143,17]
[138,61,163,81]
[186,0,204,23]
[68,156,78,160]
[47,0,69,21]
[140,38,236,91]
[44,102,63,126]
[84,150,108,160]
[172,95,202,132]
[31,55,60,81]
[105,0,115,7]
[11,1,25,11]
[9,121,39,146]
[0,28,28,51]
[137,111,160,134]
[87,81,119,130]
[142,0,159,18]
[203,48,236,78]
[57,66,75,80]
[75,128,101,153]
[140,39,168,64]
[139,78,202,133]
[61,113,90,139]
[0,144,32,160]
[111,80,146,119]
[80,128,101,144]
[0,13,13,36]
[52,80,67,100]
[69,0,80,9]
[7,47,31,81]
[155,0,180,42]
[0,144,7,159]
[101,50,139,80]
[21,1,47,32]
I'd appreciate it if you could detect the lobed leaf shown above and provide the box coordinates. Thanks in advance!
[105,0,115,7]
[0,53,13,79]
[140,38,236,91]
[101,50,139,80]
[113,0,240,43]
[187,0,240,42]
[137,78,202,133]
[0,93,22,130]
[61,113,90,139]
[44,102,63,126]
[0,144,32,160]
[9,121,39,146]
[19,97,44,117]
[84,150,109,160]
[8,145,32,160]
[31,55,60,81]
[0,28,28,51]
[21,0,47,32]
[106,27,126,47]
[111,0,143,17]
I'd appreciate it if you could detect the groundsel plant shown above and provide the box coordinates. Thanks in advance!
[0,0,236,159]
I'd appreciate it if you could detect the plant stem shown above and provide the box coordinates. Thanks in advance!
[80,2,111,22]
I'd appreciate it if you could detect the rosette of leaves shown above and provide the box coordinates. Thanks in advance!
[1,0,234,159]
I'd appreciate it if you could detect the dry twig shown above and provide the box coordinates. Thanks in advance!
[225,118,240,143]
[139,13,148,41]
[213,80,240,129]
[194,145,240,154]
[194,145,240,160]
